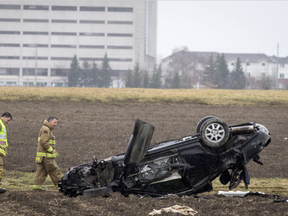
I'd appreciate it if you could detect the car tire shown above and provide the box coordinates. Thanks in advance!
[200,118,229,148]
[196,116,218,133]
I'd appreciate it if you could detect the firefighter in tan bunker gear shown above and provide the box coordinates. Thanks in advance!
[33,116,62,191]
[0,112,12,193]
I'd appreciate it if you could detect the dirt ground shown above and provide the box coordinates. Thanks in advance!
[1,101,288,215]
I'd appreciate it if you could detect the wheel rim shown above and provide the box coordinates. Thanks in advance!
[205,123,225,143]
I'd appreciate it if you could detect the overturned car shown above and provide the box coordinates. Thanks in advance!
[58,116,271,197]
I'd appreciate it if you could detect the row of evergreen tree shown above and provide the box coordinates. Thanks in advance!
[125,62,162,88]
[125,63,182,89]
[68,54,112,87]
[124,53,247,89]
[67,52,247,89]
[202,53,246,89]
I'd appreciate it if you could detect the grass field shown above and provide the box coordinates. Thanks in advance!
[2,171,288,195]
[1,87,288,106]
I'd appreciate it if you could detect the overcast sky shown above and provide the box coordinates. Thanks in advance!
[157,1,288,60]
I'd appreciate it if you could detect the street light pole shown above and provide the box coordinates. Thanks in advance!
[276,43,279,89]
[35,44,37,86]
[26,56,28,86]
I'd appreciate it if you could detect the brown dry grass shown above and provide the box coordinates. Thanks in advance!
[1,87,288,106]
[2,171,288,195]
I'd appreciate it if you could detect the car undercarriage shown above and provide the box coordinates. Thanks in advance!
[58,116,271,198]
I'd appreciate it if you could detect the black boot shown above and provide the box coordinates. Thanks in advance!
[0,188,6,193]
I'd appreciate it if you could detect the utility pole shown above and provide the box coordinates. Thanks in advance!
[35,44,37,86]
[276,43,279,89]
[26,56,28,86]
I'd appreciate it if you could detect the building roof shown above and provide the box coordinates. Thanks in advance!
[162,50,218,62]
[223,53,276,63]
[276,56,288,64]
[162,51,280,64]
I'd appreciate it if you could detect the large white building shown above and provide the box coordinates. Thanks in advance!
[0,0,157,87]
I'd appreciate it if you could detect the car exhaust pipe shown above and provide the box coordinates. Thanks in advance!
[229,125,255,135]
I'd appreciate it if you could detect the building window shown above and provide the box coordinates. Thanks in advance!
[23,31,49,35]
[51,32,77,36]
[51,57,73,61]
[262,62,266,66]
[52,19,77,23]
[108,58,132,62]
[51,82,67,87]
[107,21,133,25]
[0,43,20,47]
[108,7,133,12]
[246,72,250,77]
[37,57,48,60]
[0,4,21,10]
[36,68,48,76]
[36,82,47,87]
[0,68,19,75]
[23,44,48,48]
[23,19,49,23]
[79,58,103,61]
[80,20,105,24]
[0,31,20,35]
[246,62,250,66]
[79,45,104,49]
[52,6,77,11]
[107,33,133,37]
[51,45,76,48]
[22,56,48,60]
[0,18,20,22]
[80,6,105,11]
[24,5,49,10]
[23,82,35,87]
[0,56,20,59]
[79,32,105,36]
[280,73,285,78]
[51,68,69,76]
[22,68,47,76]
[107,45,132,49]
[22,68,36,76]
[280,63,285,68]
[6,82,17,86]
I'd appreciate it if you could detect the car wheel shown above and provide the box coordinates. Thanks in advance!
[200,118,229,148]
[196,116,218,133]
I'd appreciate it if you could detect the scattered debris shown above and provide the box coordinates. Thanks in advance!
[148,205,198,215]
[218,191,250,197]
[274,198,288,203]
[218,190,288,204]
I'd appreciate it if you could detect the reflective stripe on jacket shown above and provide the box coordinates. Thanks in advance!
[0,148,5,156]
[36,152,59,158]
[0,119,8,148]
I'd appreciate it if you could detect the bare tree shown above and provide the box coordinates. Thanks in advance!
[168,47,207,88]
